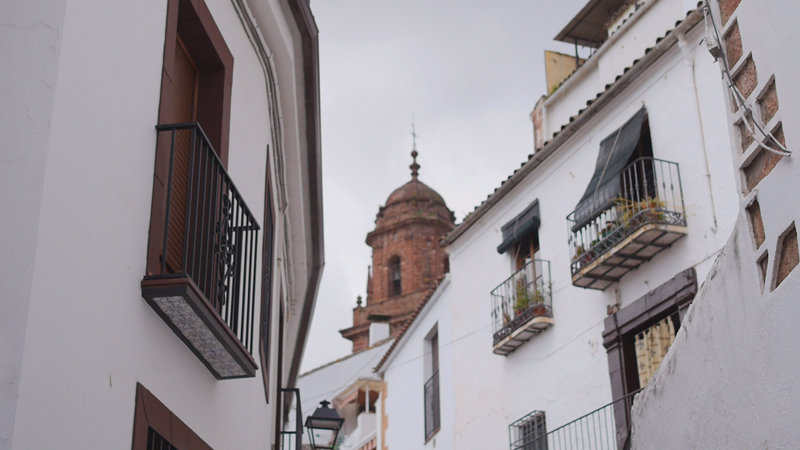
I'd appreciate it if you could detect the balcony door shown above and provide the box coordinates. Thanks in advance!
[164,36,199,273]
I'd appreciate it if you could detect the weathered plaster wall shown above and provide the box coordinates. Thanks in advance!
[0,1,68,448]
[631,217,800,448]
[631,0,800,448]
[446,21,738,450]
[4,0,308,448]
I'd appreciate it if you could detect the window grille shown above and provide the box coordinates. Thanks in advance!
[509,411,547,450]
[147,428,179,450]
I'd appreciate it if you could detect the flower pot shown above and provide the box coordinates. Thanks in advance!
[532,304,547,316]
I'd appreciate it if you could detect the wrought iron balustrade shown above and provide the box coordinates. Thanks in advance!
[279,388,303,450]
[511,390,640,450]
[491,260,553,354]
[142,122,260,379]
[424,370,441,440]
[567,158,686,290]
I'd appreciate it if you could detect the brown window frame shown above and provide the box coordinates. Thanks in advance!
[260,161,275,403]
[602,268,697,446]
[146,0,234,276]
[131,383,214,450]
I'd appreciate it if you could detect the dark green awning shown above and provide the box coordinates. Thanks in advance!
[572,107,647,231]
[497,200,540,254]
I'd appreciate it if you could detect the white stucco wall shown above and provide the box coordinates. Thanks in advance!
[3,0,314,448]
[381,278,454,450]
[631,0,800,448]
[445,20,738,450]
[0,1,69,448]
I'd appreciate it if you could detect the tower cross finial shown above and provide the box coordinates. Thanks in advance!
[409,118,420,180]
[410,118,418,151]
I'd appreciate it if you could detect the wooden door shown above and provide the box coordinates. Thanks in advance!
[165,36,198,273]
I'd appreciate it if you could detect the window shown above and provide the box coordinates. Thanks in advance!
[497,200,540,257]
[603,269,697,443]
[147,428,179,450]
[424,326,440,441]
[510,411,548,450]
[131,383,213,450]
[568,108,687,290]
[146,0,234,277]
[513,230,540,272]
[140,0,259,380]
[388,255,402,296]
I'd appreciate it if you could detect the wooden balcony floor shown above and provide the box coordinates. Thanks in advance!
[572,223,688,290]
[493,316,555,356]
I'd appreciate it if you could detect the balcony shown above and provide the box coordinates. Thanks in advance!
[491,260,553,355]
[510,390,640,450]
[142,123,260,380]
[568,158,687,290]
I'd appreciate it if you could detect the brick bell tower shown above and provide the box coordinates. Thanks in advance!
[340,148,455,353]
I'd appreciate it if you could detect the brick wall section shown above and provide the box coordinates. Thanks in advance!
[746,199,765,248]
[742,125,785,193]
[733,55,758,100]
[759,80,779,124]
[724,21,742,68]
[776,225,799,289]
[718,0,742,25]
[341,177,454,353]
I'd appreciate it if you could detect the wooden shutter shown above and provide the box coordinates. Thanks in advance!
[165,36,198,273]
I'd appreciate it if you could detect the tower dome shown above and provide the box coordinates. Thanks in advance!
[376,170,455,230]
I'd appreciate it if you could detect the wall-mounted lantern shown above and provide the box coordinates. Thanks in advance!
[305,400,344,450]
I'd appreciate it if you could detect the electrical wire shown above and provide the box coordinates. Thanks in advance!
[702,0,790,157]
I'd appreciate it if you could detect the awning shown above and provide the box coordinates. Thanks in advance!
[497,200,540,254]
[572,107,647,230]
[555,0,630,48]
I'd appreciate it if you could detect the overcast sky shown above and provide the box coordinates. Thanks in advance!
[301,0,591,373]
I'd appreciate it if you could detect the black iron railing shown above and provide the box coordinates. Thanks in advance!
[424,371,440,440]
[153,122,260,354]
[512,390,641,450]
[279,388,303,450]
[567,158,685,276]
[491,260,552,344]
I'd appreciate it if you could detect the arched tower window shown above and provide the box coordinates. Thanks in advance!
[388,255,402,296]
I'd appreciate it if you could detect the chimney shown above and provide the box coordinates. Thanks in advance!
[369,322,390,347]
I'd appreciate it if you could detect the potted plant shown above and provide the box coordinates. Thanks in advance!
[531,287,548,316]
[514,283,532,316]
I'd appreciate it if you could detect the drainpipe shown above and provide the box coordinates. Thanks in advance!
[677,31,719,233]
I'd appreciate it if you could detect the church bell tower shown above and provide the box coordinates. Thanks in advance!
[340,148,455,353]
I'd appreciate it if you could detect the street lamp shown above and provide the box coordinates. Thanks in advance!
[305,400,344,450]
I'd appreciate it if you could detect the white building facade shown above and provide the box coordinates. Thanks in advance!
[376,276,455,450]
[1,0,322,448]
[373,1,742,449]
